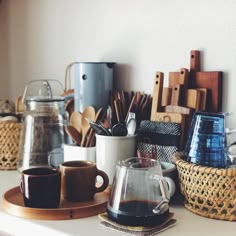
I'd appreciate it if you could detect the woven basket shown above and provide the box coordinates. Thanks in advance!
[173,152,236,221]
[0,122,22,170]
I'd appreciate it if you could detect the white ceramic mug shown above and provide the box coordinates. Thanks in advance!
[96,134,137,185]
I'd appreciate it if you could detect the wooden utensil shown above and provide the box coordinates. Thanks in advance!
[65,125,82,146]
[85,107,103,147]
[81,106,96,147]
[114,99,121,123]
[119,90,127,118]
[189,50,223,112]
[125,94,136,121]
[70,111,82,134]
[65,98,74,118]
[151,72,164,120]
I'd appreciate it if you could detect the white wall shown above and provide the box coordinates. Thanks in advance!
[0,0,236,127]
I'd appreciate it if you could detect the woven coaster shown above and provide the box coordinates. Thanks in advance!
[99,212,176,236]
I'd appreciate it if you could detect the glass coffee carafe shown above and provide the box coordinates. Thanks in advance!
[17,80,68,172]
[107,157,175,226]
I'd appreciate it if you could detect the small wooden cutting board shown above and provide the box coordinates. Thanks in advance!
[189,50,223,112]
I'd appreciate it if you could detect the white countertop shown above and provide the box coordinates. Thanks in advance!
[0,171,235,236]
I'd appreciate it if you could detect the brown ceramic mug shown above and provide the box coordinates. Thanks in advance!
[20,167,61,208]
[60,160,109,202]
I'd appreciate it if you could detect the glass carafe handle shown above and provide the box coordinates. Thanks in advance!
[152,176,175,214]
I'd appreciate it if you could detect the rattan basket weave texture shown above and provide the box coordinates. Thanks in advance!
[0,122,22,170]
[174,152,236,221]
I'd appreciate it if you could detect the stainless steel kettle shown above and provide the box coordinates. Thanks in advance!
[17,80,68,172]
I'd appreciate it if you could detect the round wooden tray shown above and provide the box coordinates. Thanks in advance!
[2,186,111,220]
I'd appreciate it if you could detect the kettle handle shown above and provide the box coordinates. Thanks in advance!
[64,62,79,91]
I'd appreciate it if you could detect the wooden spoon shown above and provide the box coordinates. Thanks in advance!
[65,125,82,146]
[81,106,96,146]
[70,111,82,133]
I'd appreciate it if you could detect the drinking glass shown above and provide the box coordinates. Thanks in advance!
[184,112,227,168]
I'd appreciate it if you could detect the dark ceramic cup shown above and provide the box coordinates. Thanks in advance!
[20,167,61,208]
[60,160,109,202]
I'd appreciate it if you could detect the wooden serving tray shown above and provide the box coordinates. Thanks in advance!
[2,186,110,220]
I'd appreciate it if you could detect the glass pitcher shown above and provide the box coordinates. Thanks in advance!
[17,80,68,172]
[107,157,175,226]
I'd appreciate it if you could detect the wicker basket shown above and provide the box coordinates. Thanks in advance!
[174,152,236,221]
[0,122,22,170]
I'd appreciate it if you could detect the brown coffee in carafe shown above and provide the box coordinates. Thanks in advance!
[107,200,169,226]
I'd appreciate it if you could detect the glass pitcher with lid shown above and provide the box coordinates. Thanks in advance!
[17,80,68,172]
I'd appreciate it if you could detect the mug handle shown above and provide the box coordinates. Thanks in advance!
[19,177,24,194]
[48,148,64,169]
[94,169,109,193]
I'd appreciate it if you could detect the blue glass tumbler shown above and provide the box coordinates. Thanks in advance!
[184,112,228,168]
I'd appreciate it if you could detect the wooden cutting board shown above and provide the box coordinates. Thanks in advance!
[185,89,201,111]
[197,88,208,111]
[189,50,223,112]
[150,72,164,120]
[169,68,189,96]
[161,87,172,106]
[170,84,183,106]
